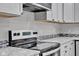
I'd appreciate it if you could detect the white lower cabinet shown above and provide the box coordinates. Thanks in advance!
[60,41,75,56]
[76,41,79,56]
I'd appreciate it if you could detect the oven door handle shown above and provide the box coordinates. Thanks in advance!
[43,48,60,56]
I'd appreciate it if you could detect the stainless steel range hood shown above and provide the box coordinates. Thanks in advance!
[23,3,51,12]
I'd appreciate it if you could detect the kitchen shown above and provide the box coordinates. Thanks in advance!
[0,3,79,56]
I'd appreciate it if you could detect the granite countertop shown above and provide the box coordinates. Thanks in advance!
[38,37,79,45]
[0,47,40,56]
[0,37,79,56]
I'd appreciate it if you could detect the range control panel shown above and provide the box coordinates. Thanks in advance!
[8,30,38,40]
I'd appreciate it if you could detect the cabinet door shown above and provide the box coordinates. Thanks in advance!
[64,3,74,23]
[74,3,79,22]
[76,41,79,56]
[52,3,58,21]
[57,3,64,22]
[0,3,23,16]
[46,10,53,21]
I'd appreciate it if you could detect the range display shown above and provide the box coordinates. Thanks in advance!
[22,32,31,36]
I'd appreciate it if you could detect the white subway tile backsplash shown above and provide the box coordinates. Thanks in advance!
[0,10,79,41]
[59,24,79,34]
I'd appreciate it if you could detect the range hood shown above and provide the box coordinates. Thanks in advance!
[23,3,51,12]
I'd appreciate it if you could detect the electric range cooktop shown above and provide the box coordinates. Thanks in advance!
[18,41,60,53]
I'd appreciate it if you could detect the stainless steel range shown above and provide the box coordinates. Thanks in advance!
[8,30,60,56]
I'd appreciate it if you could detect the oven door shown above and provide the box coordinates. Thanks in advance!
[42,48,60,56]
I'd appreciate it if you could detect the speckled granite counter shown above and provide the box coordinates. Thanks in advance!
[0,47,40,56]
[39,37,79,44]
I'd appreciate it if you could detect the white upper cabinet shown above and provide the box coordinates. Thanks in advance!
[0,3,23,16]
[57,3,64,22]
[46,10,53,21]
[51,3,79,23]
[74,3,79,22]
[43,3,79,23]
[52,3,58,21]
[51,3,63,22]
[64,3,74,23]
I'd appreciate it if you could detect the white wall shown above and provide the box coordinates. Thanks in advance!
[0,11,59,41]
